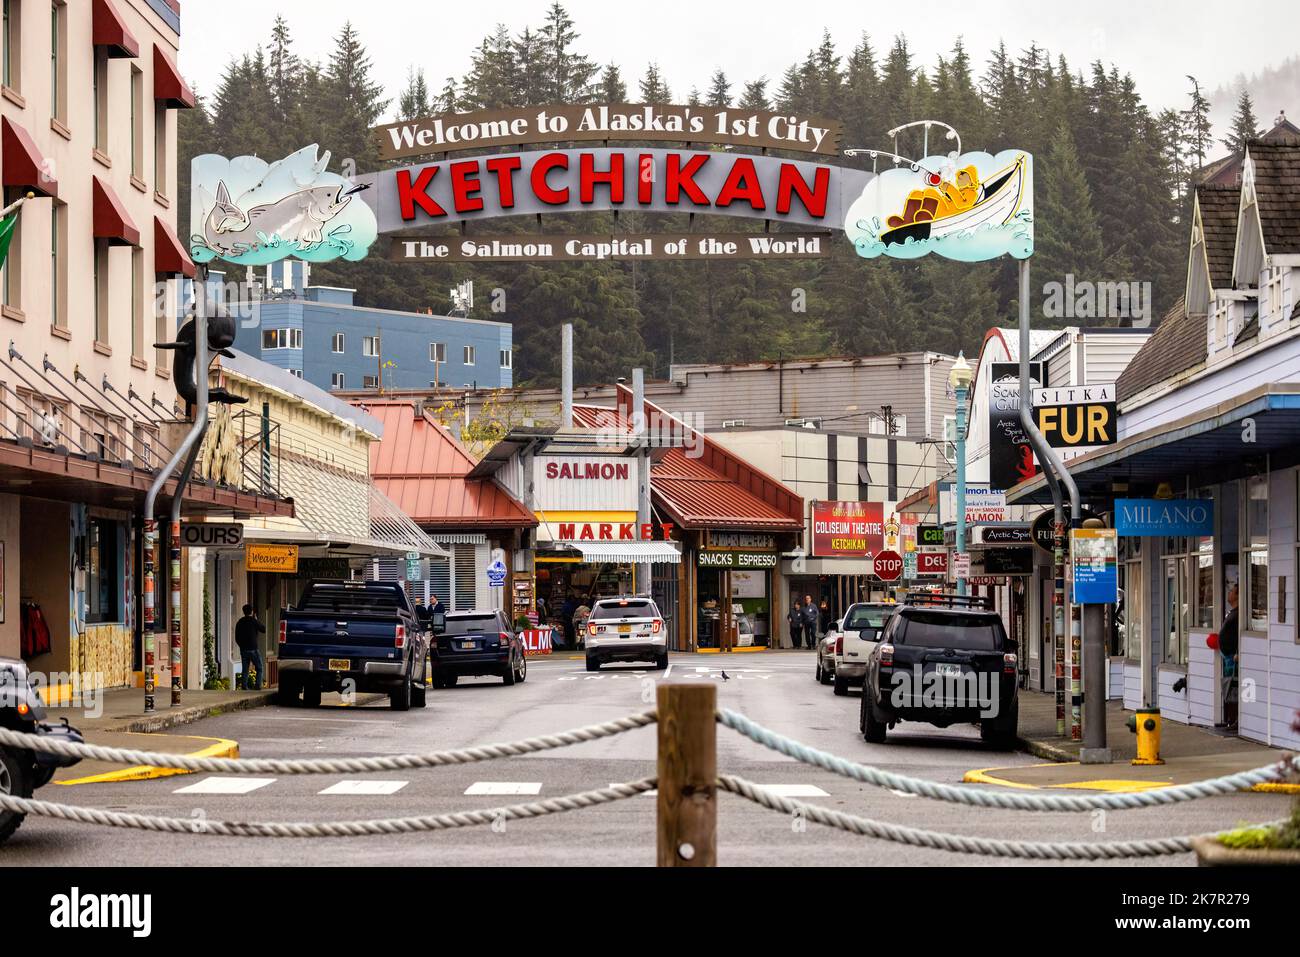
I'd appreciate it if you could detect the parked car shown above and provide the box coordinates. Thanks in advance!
[859,594,1019,747]
[1,658,85,844]
[277,580,436,711]
[832,602,897,696]
[815,621,840,685]
[585,596,668,671]
[431,609,527,687]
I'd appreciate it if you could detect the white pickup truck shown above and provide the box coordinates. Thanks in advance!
[832,602,897,695]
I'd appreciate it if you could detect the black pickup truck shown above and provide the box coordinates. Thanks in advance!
[859,594,1019,748]
[276,580,441,711]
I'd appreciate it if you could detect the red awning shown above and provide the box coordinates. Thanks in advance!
[154,217,195,278]
[2,117,59,199]
[93,177,141,247]
[93,0,140,58]
[153,45,196,109]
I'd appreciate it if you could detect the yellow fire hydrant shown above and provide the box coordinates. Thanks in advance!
[1126,708,1164,765]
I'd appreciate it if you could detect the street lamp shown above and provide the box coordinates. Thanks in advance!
[949,353,973,596]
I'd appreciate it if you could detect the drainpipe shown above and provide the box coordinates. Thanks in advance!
[561,323,573,426]
[633,368,650,595]
[143,266,211,712]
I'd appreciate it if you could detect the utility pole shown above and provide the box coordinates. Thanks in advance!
[949,355,972,596]
[1080,517,1112,762]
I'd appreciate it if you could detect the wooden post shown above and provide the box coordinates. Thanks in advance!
[657,682,717,866]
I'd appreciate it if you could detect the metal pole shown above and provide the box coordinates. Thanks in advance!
[1081,519,1111,762]
[632,368,651,594]
[561,323,574,426]
[955,381,968,596]
[143,267,212,712]
[1017,259,1081,737]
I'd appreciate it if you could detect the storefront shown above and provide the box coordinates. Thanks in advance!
[694,533,782,649]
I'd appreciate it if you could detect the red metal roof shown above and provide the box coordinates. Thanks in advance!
[573,394,804,532]
[359,399,535,529]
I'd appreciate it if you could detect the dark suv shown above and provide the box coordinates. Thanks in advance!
[859,594,1019,747]
[431,610,527,687]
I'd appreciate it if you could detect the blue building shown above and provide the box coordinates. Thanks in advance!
[212,264,514,394]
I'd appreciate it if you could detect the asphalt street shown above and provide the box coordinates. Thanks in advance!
[6,651,1291,866]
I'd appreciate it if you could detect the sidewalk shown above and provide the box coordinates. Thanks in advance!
[965,690,1300,793]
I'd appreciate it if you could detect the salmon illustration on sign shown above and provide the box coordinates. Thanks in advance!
[190,145,378,265]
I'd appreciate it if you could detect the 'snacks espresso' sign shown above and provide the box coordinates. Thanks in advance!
[375,103,845,161]
[811,501,884,558]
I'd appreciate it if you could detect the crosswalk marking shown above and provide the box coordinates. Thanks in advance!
[173,777,276,795]
[465,782,543,796]
[759,784,829,798]
[318,780,409,796]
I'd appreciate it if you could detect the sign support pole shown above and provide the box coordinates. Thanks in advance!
[1017,260,1082,738]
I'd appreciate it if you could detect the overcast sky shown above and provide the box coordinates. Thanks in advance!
[179,0,1297,123]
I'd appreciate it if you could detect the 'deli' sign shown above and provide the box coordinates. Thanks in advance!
[1032,384,1117,455]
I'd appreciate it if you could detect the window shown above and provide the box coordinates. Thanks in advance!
[331,332,345,354]
[362,374,379,389]
[869,413,907,436]
[261,328,302,350]
[1,208,19,311]
[463,345,475,365]
[330,372,345,390]
[362,335,380,357]
[1162,539,1191,666]
[130,66,144,179]
[155,279,172,373]
[153,104,167,196]
[289,369,303,379]
[131,248,143,358]
[1244,475,1269,631]
[429,342,445,363]
[50,3,66,123]
[92,241,110,344]
[1116,537,1142,658]
[92,48,108,153]
[499,348,512,369]
[86,517,122,624]
[2,0,18,91]
[49,203,67,330]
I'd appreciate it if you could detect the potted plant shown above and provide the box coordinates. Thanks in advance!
[1192,711,1300,866]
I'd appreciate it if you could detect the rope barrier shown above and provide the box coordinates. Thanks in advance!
[718,775,1287,860]
[0,710,657,776]
[0,779,657,838]
[716,708,1300,812]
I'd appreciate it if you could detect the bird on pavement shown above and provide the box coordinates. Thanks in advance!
[720,670,730,681]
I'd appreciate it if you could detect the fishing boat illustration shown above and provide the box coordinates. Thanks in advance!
[878,153,1027,247]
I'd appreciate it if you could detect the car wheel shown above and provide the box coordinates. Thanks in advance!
[863,703,887,743]
[586,656,600,672]
[982,700,1019,749]
[301,680,322,709]
[655,652,669,670]
[821,664,833,686]
[815,658,822,683]
[503,655,518,685]
[517,654,528,683]
[411,679,427,708]
[275,678,300,707]
[833,673,849,696]
[0,748,33,845]
[390,677,412,711]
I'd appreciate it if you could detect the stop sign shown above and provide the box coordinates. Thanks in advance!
[874,550,903,581]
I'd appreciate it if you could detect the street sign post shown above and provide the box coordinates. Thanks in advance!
[873,550,903,582]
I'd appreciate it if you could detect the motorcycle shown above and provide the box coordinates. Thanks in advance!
[0,657,84,845]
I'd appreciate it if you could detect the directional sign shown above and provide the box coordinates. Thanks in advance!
[873,550,903,582]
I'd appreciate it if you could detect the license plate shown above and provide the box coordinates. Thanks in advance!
[461,640,477,650]
[327,659,351,671]
[935,663,962,678]
[618,625,632,634]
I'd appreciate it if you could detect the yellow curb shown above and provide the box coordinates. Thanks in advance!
[1249,782,1300,794]
[697,646,767,654]
[55,733,239,786]
[37,683,76,706]
[1048,779,1170,792]
[962,763,1066,789]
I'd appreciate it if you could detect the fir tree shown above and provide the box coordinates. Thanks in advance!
[1182,75,1213,173]
[707,69,731,107]
[398,67,431,120]
[1222,88,1260,152]
[1036,123,1108,323]
[599,63,627,101]
[538,2,597,102]
[638,63,671,104]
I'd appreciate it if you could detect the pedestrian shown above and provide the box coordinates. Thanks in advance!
[819,598,832,635]
[234,604,266,691]
[787,598,804,649]
[561,592,578,649]
[573,599,592,649]
[802,594,820,649]
[1216,582,1240,731]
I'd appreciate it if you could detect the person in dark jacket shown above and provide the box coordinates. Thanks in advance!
[235,605,266,691]
[1217,582,1240,731]
[787,599,805,649]
[802,595,820,649]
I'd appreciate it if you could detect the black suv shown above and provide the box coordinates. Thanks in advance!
[431,610,527,687]
[859,594,1019,747]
